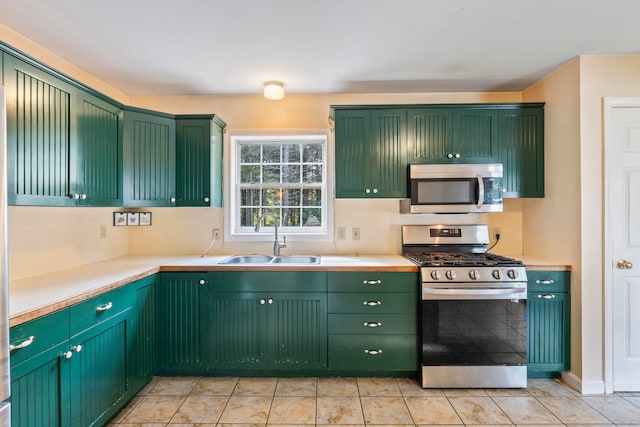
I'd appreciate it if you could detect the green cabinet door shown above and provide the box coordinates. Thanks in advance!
[527,270,570,378]
[75,91,122,206]
[175,115,225,207]
[68,309,131,426]
[334,109,407,198]
[123,108,176,207]
[4,54,76,206]
[157,272,207,373]
[451,108,498,162]
[129,275,158,394]
[499,107,545,197]
[407,108,452,163]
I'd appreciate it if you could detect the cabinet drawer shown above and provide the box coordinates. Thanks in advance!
[527,271,570,293]
[328,334,417,371]
[328,272,418,292]
[328,292,416,314]
[9,309,69,366]
[328,313,415,334]
[69,285,132,336]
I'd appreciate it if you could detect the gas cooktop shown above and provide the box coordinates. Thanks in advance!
[403,251,524,268]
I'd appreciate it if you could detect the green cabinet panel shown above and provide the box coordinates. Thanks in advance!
[175,115,225,207]
[328,271,418,292]
[68,309,131,426]
[123,109,176,207]
[129,275,159,394]
[75,91,122,206]
[499,108,544,197]
[157,272,207,372]
[328,334,416,371]
[328,313,416,334]
[407,108,452,163]
[334,109,407,198]
[328,292,416,314]
[208,272,327,371]
[4,54,75,206]
[527,270,570,378]
[451,108,498,162]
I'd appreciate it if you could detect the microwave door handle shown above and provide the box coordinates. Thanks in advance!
[476,174,484,209]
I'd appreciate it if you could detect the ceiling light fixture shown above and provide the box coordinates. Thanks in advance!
[263,81,284,100]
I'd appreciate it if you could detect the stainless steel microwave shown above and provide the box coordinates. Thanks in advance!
[399,163,504,213]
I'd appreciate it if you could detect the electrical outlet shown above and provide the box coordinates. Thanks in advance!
[337,227,346,240]
[99,225,107,240]
[213,228,221,240]
[352,227,361,240]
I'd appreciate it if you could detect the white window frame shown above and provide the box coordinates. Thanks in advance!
[224,129,333,242]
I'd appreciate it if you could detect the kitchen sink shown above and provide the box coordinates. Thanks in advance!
[218,255,320,265]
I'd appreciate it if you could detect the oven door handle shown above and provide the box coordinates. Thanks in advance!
[422,286,526,300]
[476,174,484,209]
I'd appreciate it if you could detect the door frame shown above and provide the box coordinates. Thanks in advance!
[603,97,640,393]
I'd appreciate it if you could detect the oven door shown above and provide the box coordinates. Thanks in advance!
[420,283,527,388]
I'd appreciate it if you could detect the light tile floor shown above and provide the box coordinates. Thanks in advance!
[107,376,640,426]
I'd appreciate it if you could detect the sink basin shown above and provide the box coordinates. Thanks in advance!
[270,255,321,264]
[218,255,320,265]
[219,255,274,264]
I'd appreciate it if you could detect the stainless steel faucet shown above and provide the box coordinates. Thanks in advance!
[255,213,287,256]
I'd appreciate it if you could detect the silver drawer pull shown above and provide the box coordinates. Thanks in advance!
[63,351,73,360]
[363,280,381,285]
[364,349,383,355]
[363,301,382,306]
[364,322,382,328]
[96,302,113,312]
[537,294,556,299]
[535,279,555,285]
[9,336,35,351]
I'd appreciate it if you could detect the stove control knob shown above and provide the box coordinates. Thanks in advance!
[445,270,456,280]
[430,270,442,280]
[469,269,480,280]
[492,269,501,280]
[507,269,519,279]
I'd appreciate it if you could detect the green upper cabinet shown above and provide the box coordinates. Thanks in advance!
[123,108,176,207]
[498,107,545,197]
[334,109,407,198]
[175,114,225,207]
[407,108,497,164]
[75,90,122,206]
[3,53,123,206]
[4,54,76,206]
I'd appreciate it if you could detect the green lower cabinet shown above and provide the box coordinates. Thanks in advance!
[129,275,159,394]
[68,309,131,426]
[157,272,208,373]
[328,335,416,371]
[208,271,327,372]
[527,270,571,378]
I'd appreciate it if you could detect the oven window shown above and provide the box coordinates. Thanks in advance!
[413,179,477,205]
[420,300,527,366]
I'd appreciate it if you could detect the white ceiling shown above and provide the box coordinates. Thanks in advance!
[1,0,639,96]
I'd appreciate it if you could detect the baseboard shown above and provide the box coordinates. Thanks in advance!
[562,371,606,395]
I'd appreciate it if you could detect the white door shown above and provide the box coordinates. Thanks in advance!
[607,102,640,391]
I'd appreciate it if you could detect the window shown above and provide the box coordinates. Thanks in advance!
[226,132,331,240]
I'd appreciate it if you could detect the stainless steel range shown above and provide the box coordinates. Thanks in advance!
[402,224,528,388]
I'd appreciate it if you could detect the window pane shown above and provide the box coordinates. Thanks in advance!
[240,165,261,184]
[240,188,260,206]
[282,165,300,183]
[282,208,300,226]
[303,188,322,206]
[263,165,281,183]
[240,144,261,163]
[263,145,281,163]
[303,144,323,162]
[303,164,323,183]
[303,209,322,226]
[240,207,261,227]
[282,144,301,162]
[281,188,301,206]
[262,188,282,207]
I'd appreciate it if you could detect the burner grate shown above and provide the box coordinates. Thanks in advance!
[403,251,523,267]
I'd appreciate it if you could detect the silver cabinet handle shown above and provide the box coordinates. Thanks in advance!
[204,197,210,203]
[72,345,82,353]
[199,279,206,285]
[10,336,34,351]
[63,351,73,359]
[96,302,113,312]
[170,197,176,203]
[535,279,555,285]
[363,280,381,285]
[70,193,80,200]
[268,298,274,304]
[260,299,266,305]
[364,349,383,355]
[447,153,453,159]
[363,301,381,306]
[364,322,382,328]
[372,188,378,194]
[365,189,371,194]
[537,294,556,299]
[79,194,87,200]
[455,153,461,158]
